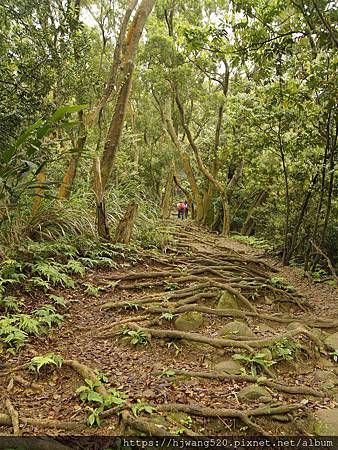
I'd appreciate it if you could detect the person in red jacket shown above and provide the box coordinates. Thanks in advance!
[177,201,186,220]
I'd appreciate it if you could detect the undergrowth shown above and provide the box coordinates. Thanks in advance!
[0,235,149,354]
[231,234,272,251]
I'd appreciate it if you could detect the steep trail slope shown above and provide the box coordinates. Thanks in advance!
[1,221,337,439]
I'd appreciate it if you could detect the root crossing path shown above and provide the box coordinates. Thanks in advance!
[1,221,338,438]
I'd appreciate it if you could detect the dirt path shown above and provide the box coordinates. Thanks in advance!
[1,221,337,439]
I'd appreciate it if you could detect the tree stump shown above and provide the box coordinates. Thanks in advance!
[115,201,138,244]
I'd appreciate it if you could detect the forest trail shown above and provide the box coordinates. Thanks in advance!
[1,221,338,439]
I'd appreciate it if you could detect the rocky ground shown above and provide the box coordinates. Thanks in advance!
[0,221,337,445]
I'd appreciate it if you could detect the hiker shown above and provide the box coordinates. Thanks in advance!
[177,200,186,220]
[184,200,188,218]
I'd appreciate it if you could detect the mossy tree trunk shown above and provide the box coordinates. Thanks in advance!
[115,202,138,244]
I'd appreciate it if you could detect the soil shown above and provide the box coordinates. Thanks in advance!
[1,220,337,439]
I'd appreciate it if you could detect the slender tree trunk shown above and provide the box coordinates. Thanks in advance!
[93,157,110,240]
[202,183,215,225]
[32,169,46,215]
[222,198,231,236]
[115,201,138,244]
[161,168,174,219]
[241,190,268,236]
[94,0,155,238]
[304,110,331,271]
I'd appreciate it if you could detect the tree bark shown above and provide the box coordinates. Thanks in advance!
[58,109,88,200]
[100,0,156,190]
[241,190,268,236]
[32,169,46,215]
[94,0,155,238]
[85,0,139,128]
[115,202,138,244]
[159,97,204,221]
[93,156,110,240]
[161,168,174,219]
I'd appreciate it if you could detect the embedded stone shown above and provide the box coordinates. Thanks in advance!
[175,311,204,332]
[325,332,338,351]
[142,389,156,398]
[313,409,338,436]
[213,359,242,374]
[237,385,272,403]
[287,322,308,331]
[217,291,239,310]
[220,321,255,338]
[258,348,273,361]
[313,370,337,385]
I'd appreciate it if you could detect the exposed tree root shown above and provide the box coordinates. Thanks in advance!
[0,364,29,377]
[147,304,337,329]
[120,411,171,436]
[0,414,83,431]
[154,403,303,436]
[101,286,218,310]
[64,359,108,398]
[124,324,323,351]
[4,397,21,435]
[163,369,324,397]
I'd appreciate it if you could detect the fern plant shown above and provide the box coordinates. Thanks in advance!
[270,338,301,361]
[28,353,63,374]
[17,314,41,335]
[232,352,276,376]
[47,294,67,308]
[0,317,28,353]
[161,312,174,321]
[32,261,75,288]
[34,305,63,328]
[0,295,24,312]
[64,259,85,276]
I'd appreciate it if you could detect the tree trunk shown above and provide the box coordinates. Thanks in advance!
[58,155,80,200]
[95,0,155,238]
[222,198,230,236]
[202,182,215,225]
[93,156,110,240]
[32,169,46,215]
[241,190,268,236]
[161,169,174,219]
[115,202,138,244]
[156,96,204,222]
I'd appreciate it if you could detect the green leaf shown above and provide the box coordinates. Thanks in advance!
[87,391,104,403]
[48,104,87,123]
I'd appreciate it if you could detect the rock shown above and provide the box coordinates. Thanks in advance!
[237,385,272,403]
[287,321,308,331]
[217,291,239,310]
[213,359,242,374]
[317,357,335,369]
[325,332,338,351]
[258,348,273,361]
[175,312,204,332]
[313,370,337,385]
[313,409,338,436]
[142,389,156,398]
[220,321,255,338]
